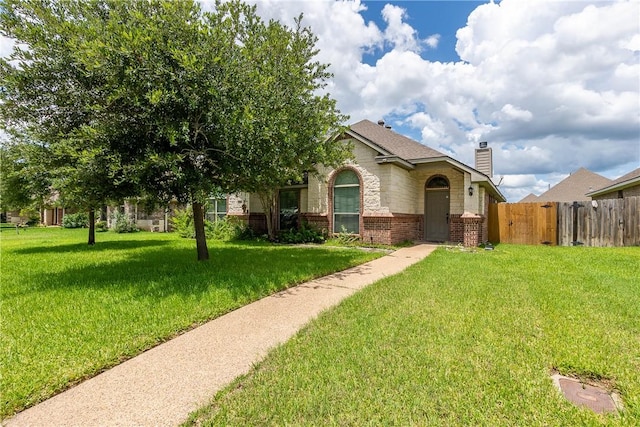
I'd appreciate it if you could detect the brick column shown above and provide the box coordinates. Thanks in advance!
[461,212,483,247]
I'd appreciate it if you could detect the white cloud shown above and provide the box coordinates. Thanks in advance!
[4,0,638,201]
[425,34,440,49]
[381,4,422,53]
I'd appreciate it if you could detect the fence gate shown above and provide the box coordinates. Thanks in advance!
[488,202,558,245]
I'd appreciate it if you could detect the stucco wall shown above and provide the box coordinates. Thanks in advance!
[384,165,417,214]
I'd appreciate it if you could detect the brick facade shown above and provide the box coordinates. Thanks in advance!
[461,213,483,247]
[300,213,330,234]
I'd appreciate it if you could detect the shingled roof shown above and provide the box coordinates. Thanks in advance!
[536,168,612,202]
[348,119,446,161]
[587,167,640,197]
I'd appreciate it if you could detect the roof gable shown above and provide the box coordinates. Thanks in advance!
[536,168,612,202]
[348,120,446,161]
[343,119,505,202]
[587,167,640,196]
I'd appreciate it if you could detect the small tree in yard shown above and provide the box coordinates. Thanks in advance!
[1,0,348,258]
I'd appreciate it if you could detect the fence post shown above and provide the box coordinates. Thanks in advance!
[571,201,584,246]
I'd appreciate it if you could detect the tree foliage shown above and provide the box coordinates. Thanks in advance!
[1,0,348,257]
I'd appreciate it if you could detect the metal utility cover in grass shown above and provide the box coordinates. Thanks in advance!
[551,373,622,414]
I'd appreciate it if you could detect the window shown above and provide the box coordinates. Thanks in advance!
[279,189,299,231]
[206,197,227,222]
[426,176,449,189]
[333,170,360,234]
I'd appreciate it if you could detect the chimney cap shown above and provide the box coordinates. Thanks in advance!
[479,141,488,148]
[377,119,385,126]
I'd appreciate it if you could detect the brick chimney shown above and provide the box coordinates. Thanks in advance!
[475,141,493,177]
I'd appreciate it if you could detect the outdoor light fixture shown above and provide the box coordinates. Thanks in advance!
[468,186,474,196]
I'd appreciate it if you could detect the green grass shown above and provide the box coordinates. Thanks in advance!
[187,245,640,426]
[0,227,382,419]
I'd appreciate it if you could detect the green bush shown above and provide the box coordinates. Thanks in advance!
[95,220,108,232]
[19,208,41,226]
[170,207,195,238]
[278,221,326,244]
[171,208,254,241]
[110,210,139,233]
[62,212,89,228]
[329,225,360,245]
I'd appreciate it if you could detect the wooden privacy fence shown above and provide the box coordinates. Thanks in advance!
[488,196,640,247]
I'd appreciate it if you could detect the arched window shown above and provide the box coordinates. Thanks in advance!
[426,176,449,189]
[333,170,360,234]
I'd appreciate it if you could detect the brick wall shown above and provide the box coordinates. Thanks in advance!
[449,214,464,243]
[300,213,329,234]
[462,214,483,247]
[361,214,423,245]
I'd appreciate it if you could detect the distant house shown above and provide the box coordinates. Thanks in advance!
[528,168,612,202]
[586,167,640,200]
[518,193,540,203]
[227,119,506,246]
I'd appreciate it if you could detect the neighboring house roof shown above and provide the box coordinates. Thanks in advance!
[345,119,506,202]
[536,168,612,202]
[586,167,640,197]
[519,193,539,203]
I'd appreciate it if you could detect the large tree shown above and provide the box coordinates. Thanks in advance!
[1,0,348,259]
[230,15,351,240]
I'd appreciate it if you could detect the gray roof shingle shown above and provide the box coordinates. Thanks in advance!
[349,120,446,161]
[536,168,612,202]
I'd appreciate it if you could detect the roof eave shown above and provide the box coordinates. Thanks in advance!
[586,176,640,196]
[374,155,415,170]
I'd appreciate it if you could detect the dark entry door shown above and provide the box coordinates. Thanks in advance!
[425,190,450,241]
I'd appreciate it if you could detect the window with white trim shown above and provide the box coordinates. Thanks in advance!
[206,197,227,222]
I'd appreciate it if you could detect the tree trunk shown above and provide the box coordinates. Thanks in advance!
[88,208,96,246]
[258,191,278,241]
[192,201,209,261]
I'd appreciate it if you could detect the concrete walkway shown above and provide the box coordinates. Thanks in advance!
[4,244,437,427]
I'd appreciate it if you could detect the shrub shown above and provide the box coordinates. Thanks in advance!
[95,220,108,232]
[278,222,326,244]
[62,212,89,228]
[170,207,195,238]
[19,208,41,226]
[331,225,360,245]
[171,208,254,241]
[110,210,139,233]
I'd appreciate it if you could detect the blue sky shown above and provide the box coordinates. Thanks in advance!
[360,1,486,64]
[244,0,639,201]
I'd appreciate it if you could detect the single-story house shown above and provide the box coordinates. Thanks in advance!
[586,167,640,200]
[227,119,506,246]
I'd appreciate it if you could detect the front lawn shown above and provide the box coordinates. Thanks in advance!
[187,245,640,426]
[0,228,382,419]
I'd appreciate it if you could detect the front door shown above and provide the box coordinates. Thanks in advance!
[425,176,450,241]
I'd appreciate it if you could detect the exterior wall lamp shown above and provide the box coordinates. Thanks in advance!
[468,185,474,196]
